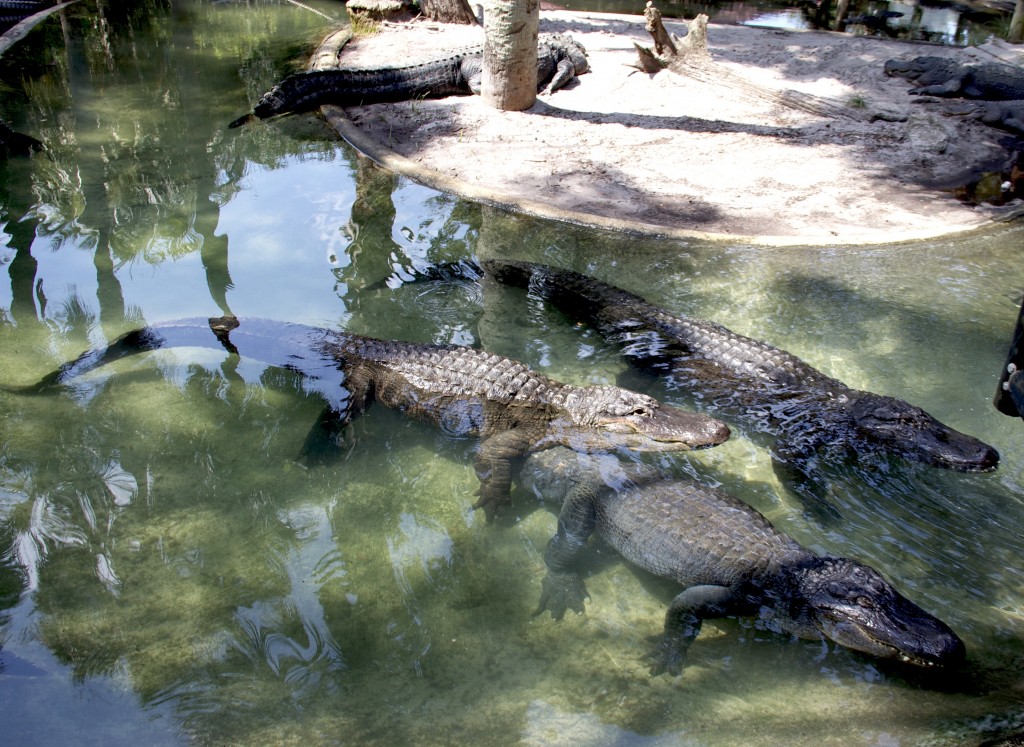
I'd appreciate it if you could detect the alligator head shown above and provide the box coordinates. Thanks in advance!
[883,56,960,82]
[789,557,966,668]
[845,391,998,472]
[552,385,730,452]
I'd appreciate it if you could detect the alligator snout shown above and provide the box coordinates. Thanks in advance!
[693,414,731,448]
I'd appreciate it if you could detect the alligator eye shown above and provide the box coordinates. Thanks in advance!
[856,596,875,609]
[826,582,846,597]
[631,408,649,417]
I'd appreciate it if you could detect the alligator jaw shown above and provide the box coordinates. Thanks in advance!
[927,433,1000,473]
[797,557,967,669]
[816,613,966,668]
[597,406,731,451]
[847,392,999,472]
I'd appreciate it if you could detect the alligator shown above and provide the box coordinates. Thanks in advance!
[844,11,904,38]
[519,446,967,675]
[884,55,1024,100]
[427,259,998,477]
[995,294,1024,419]
[229,33,589,128]
[942,98,1024,135]
[0,118,41,155]
[10,316,729,518]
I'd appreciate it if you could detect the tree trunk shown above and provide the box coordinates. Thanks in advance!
[420,0,479,25]
[833,0,851,30]
[481,0,539,111]
[1010,0,1024,43]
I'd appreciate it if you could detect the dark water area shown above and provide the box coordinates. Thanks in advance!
[2,1,1024,745]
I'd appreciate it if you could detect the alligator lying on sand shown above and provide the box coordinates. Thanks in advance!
[884,55,1024,100]
[520,446,967,675]
[944,99,1024,135]
[11,316,728,518]
[429,260,997,477]
[229,34,588,128]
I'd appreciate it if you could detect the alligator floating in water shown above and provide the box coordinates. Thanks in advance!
[10,316,729,518]
[0,118,41,155]
[884,55,1024,100]
[520,446,967,675]
[229,34,588,128]
[414,259,997,477]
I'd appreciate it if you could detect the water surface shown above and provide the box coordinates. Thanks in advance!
[2,1,1024,745]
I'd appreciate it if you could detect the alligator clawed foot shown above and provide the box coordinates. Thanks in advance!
[228,112,256,128]
[470,488,511,522]
[646,634,687,677]
[534,571,589,620]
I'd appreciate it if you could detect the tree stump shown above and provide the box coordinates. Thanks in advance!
[644,1,676,56]
[345,0,415,23]
[420,0,479,25]
[634,9,709,72]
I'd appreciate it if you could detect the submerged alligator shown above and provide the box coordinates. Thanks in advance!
[229,34,588,128]
[520,446,967,675]
[412,260,997,477]
[0,118,41,155]
[11,316,728,518]
[884,55,1024,100]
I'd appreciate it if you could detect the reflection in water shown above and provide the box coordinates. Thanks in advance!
[230,504,347,701]
[1,0,1024,745]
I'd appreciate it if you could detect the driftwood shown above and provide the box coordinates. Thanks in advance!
[634,9,707,72]
[633,8,875,121]
[637,8,708,63]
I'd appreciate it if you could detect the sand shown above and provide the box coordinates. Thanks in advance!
[319,11,1024,245]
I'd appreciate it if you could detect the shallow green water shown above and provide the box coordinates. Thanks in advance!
[2,1,1024,745]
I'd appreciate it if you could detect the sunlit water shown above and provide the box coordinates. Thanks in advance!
[2,1,1024,745]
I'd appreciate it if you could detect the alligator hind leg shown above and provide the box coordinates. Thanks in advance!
[297,404,354,465]
[650,584,736,676]
[298,363,371,465]
[535,489,596,618]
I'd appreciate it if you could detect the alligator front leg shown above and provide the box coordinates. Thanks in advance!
[650,584,737,676]
[472,428,533,519]
[909,78,967,97]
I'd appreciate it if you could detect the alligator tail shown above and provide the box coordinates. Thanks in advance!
[5,318,239,394]
[241,57,472,125]
[3,327,168,395]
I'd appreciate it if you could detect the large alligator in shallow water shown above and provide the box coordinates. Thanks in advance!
[448,260,998,476]
[884,55,1024,100]
[10,316,728,518]
[229,34,588,128]
[520,446,967,675]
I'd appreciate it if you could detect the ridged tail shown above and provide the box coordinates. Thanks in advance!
[247,56,472,122]
[3,321,237,395]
